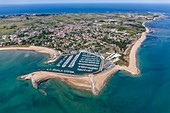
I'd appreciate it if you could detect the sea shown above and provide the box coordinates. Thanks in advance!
[0,4,170,113]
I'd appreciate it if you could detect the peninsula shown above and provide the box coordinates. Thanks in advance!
[0,13,163,95]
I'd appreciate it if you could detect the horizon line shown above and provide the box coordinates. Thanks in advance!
[0,2,170,5]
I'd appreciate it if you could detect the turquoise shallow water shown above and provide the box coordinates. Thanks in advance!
[0,17,170,113]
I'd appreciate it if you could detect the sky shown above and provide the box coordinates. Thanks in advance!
[0,0,170,4]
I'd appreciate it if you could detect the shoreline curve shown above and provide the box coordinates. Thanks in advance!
[122,21,150,75]
[0,46,59,63]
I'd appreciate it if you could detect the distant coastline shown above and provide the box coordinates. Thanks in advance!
[0,4,169,16]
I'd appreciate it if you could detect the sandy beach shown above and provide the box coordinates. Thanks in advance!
[122,22,150,75]
[18,66,120,95]
[122,15,164,75]
[0,46,59,63]
[0,46,56,57]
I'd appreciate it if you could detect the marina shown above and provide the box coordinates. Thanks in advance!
[53,52,103,74]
